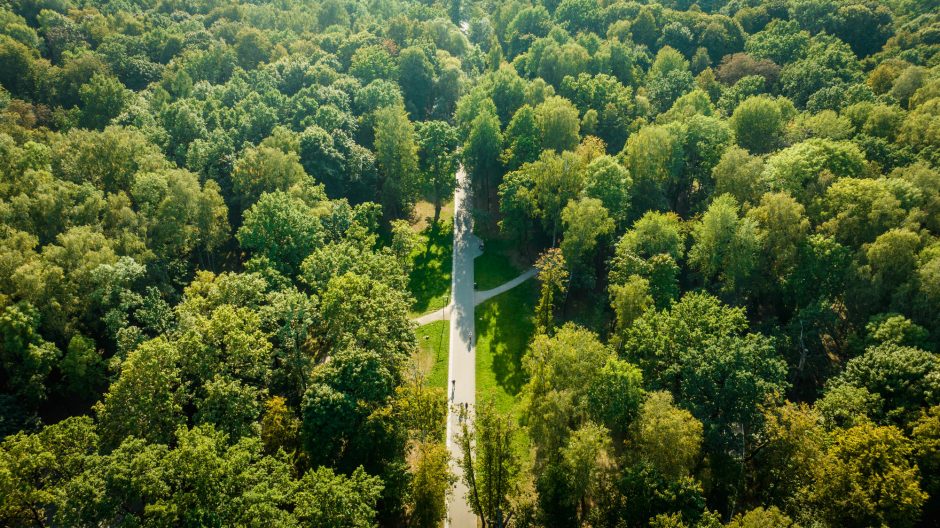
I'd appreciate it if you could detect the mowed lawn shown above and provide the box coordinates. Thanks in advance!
[474,237,531,290]
[475,282,537,414]
[414,320,449,390]
[408,221,453,318]
[474,237,537,426]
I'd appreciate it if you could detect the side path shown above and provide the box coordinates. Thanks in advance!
[410,267,537,326]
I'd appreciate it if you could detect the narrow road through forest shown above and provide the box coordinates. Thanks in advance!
[445,166,479,528]
[417,167,534,527]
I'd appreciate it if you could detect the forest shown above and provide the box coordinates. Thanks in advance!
[0,0,939,526]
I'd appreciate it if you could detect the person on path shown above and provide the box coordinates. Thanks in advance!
[451,379,455,401]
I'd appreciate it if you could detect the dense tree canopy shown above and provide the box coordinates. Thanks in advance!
[2,0,940,526]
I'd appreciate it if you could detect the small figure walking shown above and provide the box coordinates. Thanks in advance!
[451,379,455,402]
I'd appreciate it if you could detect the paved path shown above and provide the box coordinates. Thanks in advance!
[411,266,536,327]
[413,305,451,327]
[411,168,535,527]
[445,166,479,528]
[475,267,537,305]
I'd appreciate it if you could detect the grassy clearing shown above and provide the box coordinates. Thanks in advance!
[411,199,454,232]
[408,221,453,317]
[414,320,449,390]
[474,237,531,290]
[474,278,537,417]
[474,232,538,453]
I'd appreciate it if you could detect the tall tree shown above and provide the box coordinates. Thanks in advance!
[746,192,810,296]
[730,95,787,154]
[629,391,703,480]
[560,197,614,288]
[230,146,306,212]
[79,73,131,130]
[416,120,459,223]
[94,337,185,448]
[463,106,503,214]
[501,105,541,171]
[456,400,522,528]
[236,191,323,277]
[535,96,581,153]
[610,274,653,336]
[534,247,569,333]
[522,324,613,461]
[811,423,926,528]
[582,155,631,230]
[374,105,420,220]
[689,195,760,297]
[408,440,454,528]
[399,47,435,120]
[623,123,685,214]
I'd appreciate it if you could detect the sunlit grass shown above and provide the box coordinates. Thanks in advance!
[474,237,528,290]
[475,279,537,454]
[414,320,449,390]
[411,199,454,233]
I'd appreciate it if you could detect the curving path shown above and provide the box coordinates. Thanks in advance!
[412,304,451,327]
[475,267,537,305]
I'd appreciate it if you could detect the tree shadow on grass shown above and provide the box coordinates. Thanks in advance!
[408,222,453,314]
[476,281,537,397]
[414,321,449,390]
[474,238,528,291]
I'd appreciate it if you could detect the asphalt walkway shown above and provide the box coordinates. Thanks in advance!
[444,166,479,528]
[411,266,536,327]
[475,267,537,305]
[412,168,536,527]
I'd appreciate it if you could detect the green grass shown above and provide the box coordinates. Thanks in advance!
[414,320,449,390]
[474,237,529,290]
[473,233,538,454]
[474,278,538,416]
[408,222,453,317]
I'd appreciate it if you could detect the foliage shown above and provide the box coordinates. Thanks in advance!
[374,105,420,220]
[2,0,940,523]
[689,195,759,296]
[730,96,786,154]
[534,247,568,334]
[811,422,926,528]
[629,391,702,480]
[456,399,522,528]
